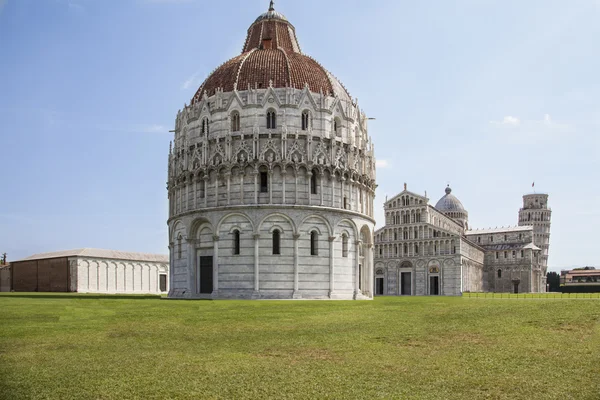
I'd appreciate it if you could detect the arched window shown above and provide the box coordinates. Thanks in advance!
[301,111,310,131]
[231,112,240,132]
[201,118,209,135]
[310,231,318,256]
[233,230,241,255]
[260,171,269,193]
[267,110,277,129]
[342,234,349,258]
[177,234,182,259]
[404,244,408,255]
[272,229,281,255]
[497,269,502,279]
[334,118,341,136]
[310,170,318,195]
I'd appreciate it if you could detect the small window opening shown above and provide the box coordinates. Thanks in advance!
[272,230,281,255]
[342,235,349,258]
[267,110,277,129]
[233,230,241,255]
[260,172,269,193]
[311,171,318,195]
[310,231,318,256]
[302,111,310,131]
[498,269,502,279]
[231,112,240,132]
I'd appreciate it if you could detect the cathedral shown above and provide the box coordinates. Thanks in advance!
[167,2,376,300]
[374,186,551,295]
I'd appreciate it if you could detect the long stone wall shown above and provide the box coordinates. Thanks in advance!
[168,207,374,300]
[75,258,169,295]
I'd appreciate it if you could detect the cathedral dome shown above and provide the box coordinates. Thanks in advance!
[435,186,466,212]
[192,2,351,104]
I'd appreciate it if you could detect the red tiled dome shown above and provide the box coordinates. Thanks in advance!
[192,4,351,104]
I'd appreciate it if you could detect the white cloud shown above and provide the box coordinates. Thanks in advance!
[376,159,390,169]
[181,70,204,90]
[138,124,169,134]
[487,114,572,144]
[490,116,521,126]
[0,0,6,15]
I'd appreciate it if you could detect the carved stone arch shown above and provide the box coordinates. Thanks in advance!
[286,139,306,163]
[216,213,255,235]
[170,220,186,243]
[234,138,253,163]
[360,225,372,245]
[299,214,333,237]
[334,218,359,240]
[188,217,214,241]
[211,142,226,166]
[225,90,245,112]
[399,261,413,269]
[261,86,282,108]
[260,137,280,163]
[297,86,319,111]
[258,213,297,236]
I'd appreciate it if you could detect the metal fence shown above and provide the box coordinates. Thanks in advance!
[463,292,600,299]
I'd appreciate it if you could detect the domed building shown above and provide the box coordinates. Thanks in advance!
[167,2,376,300]
[373,185,549,296]
[435,185,468,230]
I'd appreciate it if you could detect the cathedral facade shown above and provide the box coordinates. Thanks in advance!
[374,186,551,296]
[167,3,376,300]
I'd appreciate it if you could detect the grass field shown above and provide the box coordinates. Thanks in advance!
[1,294,599,400]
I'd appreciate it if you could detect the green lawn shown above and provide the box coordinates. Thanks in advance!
[1,294,599,400]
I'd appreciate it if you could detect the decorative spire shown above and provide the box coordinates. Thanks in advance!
[269,0,275,11]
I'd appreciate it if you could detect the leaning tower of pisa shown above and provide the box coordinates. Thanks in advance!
[518,193,551,288]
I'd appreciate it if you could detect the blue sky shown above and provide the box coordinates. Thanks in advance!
[0,0,598,271]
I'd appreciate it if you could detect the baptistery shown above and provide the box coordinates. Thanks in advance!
[167,2,376,300]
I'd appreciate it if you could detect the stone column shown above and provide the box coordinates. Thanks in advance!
[293,234,301,299]
[331,176,335,207]
[269,171,273,204]
[282,170,287,204]
[254,172,258,204]
[349,180,353,211]
[168,243,174,297]
[226,173,231,206]
[320,173,324,206]
[353,240,362,299]
[204,178,209,208]
[307,171,313,206]
[215,174,219,207]
[368,245,374,298]
[253,234,260,298]
[212,235,219,298]
[194,179,198,210]
[240,172,244,204]
[341,177,345,209]
[329,236,336,298]
[187,239,195,297]
[294,172,298,203]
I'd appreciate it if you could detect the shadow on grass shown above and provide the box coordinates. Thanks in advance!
[0,294,163,300]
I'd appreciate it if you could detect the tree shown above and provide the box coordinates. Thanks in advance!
[547,272,561,292]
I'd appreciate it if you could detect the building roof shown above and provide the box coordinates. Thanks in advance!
[435,186,467,214]
[192,2,351,103]
[18,249,169,263]
[465,226,532,235]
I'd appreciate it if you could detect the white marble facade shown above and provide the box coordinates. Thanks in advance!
[374,186,550,295]
[167,6,376,300]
